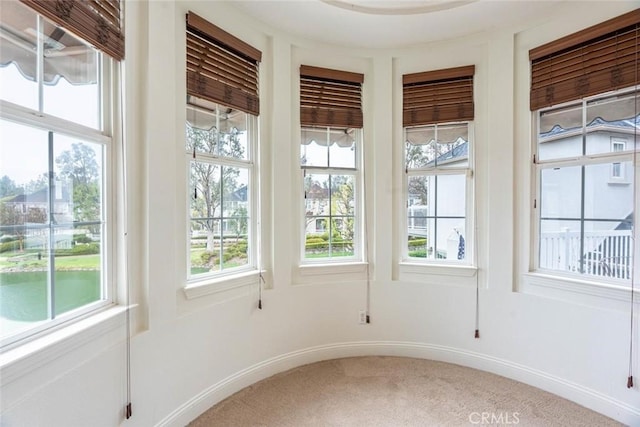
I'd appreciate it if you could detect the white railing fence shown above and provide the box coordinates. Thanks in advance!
[540,228,633,280]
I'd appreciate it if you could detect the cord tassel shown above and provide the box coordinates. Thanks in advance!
[125,403,132,419]
[628,376,634,389]
[474,329,480,339]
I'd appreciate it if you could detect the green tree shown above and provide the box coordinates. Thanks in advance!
[330,176,355,243]
[56,143,100,222]
[0,202,46,251]
[0,175,22,199]
[187,120,244,252]
[230,205,248,243]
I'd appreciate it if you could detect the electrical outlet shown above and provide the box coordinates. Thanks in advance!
[358,310,367,324]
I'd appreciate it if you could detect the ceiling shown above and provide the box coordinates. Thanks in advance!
[227,0,568,49]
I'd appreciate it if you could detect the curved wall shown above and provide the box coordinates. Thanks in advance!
[1,1,639,426]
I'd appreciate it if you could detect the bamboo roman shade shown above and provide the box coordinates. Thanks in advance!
[20,0,124,61]
[186,12,261,116]
[530,8,640,111]
[300,65,364,128]
[403,65,475,127]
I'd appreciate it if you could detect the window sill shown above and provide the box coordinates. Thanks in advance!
[399,262,477,277]
[398,262,477,285]
[0,305,130,387]
[293,262,368,285]
[184,270,262,300]
[521,272,639,309]
[299,261,368,276]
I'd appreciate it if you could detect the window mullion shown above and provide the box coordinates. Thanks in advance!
[36,16,44,113]
[47,131,55,320]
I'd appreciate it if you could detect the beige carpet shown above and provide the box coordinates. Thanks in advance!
[189,356,623,426]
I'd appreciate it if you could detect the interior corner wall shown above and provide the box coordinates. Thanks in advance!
[1,1,639,426]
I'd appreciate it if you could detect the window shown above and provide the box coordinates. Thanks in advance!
[299,65,364,263]
[611,139,626,180]
[185,12,261,282]
[529,9,639,285]
[0,0,123,347]
[534,90,637,283]
[402,66,475,264]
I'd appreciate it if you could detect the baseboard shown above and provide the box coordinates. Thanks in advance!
[156,341,640,427]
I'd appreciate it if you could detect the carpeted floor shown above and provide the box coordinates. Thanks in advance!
[188,356,623,426]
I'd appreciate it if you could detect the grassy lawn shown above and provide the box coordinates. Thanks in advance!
[0,253,100,271]
[305,251,355,259]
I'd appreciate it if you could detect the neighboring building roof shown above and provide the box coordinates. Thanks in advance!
[540,115,639,139]
[5,186,70,204]
[227,185,247,202]
[433,141,468,164]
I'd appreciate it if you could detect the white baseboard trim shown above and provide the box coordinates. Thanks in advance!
[156,341,640,427]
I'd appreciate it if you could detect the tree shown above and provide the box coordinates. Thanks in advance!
[330,176,354,243]
[188,122,244,252]
[0,175,22,199]
[56,143,100,222]
[0,202,46,251]
[230,205,248,243]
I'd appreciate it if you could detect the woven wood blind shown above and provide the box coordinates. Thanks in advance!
[20,0,124,61]
[186,12,261,116]
[300,65,364,128]
[529,8,640,111]
[403,65,475,127]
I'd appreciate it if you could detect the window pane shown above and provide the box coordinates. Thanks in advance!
[584,163,633,220]
[330,175,354,216]
[190,220,221,275]
[538,104,583,161]
[42,20,99,129]
[407,175,434,215]
[54,226,101,316]
[0,232,50,337]
[406,126,435,169]
[0,1,38,110]
[540,166,581,219]
[191,161,222,218]
[301,129,328,167]
[329,128,355,168]
[585,91,638,156]
[539,220,581,273]
[438,218,466,261]
[408,218,435,259]
[436,174,465,217]
[219,110,248,160]
[583,221,632,281]
[187,101,249,160]
[222,166,249,270]
[305,173,329,218]
[0,120,49,197]
[305,216,330,258]
[54,136,103,224]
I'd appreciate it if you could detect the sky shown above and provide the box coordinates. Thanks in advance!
[0,62,100,187]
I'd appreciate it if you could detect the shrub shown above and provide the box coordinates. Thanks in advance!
[0,240,21,253]
[1,236,17,243]
[73,234,92,244]
[57,243,100,256]
[200,251,214,264]
[408,249,428,258]
[408,239,427,248]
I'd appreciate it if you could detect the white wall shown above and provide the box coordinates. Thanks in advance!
[1,1,639,426]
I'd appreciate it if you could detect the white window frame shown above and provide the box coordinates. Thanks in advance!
[299,126,364,266]
[185,100,259,290]
[0,18,117,350]
[610,138,626,181]
[401,122,475,268]
[531,88,637,288]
